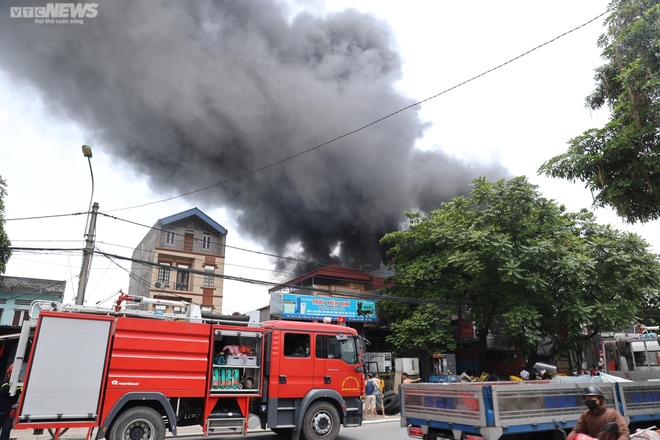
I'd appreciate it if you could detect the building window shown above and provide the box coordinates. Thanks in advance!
[166,230,176,245]
[157,263,170,286]
[203,265,215,287]
[176,265,189,291]
[202,234,212,250]
[12,310,29,326]
[154,304,167,312]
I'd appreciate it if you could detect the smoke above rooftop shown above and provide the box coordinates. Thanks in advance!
[0,0,509,274]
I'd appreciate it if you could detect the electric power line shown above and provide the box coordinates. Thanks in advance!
[7,210,327,273]
[3,245,481,307]
[97,211,342,268]
[103,9,610,213]
[93,240,296,275]
[92,248,462,306]
[4,11,610,277]
[3,11,611,307]
[5,212,86,222]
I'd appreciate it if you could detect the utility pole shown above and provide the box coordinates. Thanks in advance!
[76,202,99,305]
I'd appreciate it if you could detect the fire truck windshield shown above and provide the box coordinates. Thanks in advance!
[335,335,357,364]
[316,334,358,364]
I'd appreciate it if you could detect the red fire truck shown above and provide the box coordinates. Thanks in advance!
[8,296,364,440]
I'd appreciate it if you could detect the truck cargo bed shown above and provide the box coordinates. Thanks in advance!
[400,380,660,440]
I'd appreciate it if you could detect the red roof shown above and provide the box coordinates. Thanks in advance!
[268,264,384,293]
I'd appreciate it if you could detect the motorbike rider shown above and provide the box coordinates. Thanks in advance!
[567,386,630,440]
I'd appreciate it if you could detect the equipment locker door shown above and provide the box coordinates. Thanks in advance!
[18,313,113,422]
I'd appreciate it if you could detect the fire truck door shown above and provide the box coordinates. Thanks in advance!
[18,314,113,422]
[317,334,359,391]
[276,332,315,398]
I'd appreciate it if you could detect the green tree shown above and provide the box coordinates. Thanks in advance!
[539,0,660,223]
[0,175,11,273]
[380,302,456,377]
[380,176,660,373]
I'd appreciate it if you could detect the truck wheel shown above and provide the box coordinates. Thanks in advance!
[302,401,340,440]
[108,407,165,440]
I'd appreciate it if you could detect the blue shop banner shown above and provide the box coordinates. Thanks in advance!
[281,294,377,322]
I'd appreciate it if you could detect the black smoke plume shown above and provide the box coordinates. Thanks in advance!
[0,0,509,274]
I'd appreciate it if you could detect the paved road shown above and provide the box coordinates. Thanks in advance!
[9,416,402,440]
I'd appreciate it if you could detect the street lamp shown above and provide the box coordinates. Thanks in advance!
[81,144,94,231]
[76,145,98,306]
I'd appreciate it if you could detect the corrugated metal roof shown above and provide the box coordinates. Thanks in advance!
[0,276,66,295]
[0,325,23,334]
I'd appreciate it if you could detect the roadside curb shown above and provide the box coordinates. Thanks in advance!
[362,415,400,425]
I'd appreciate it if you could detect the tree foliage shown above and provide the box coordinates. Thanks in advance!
[380,176,660,372]
[539,0,660,223]
[0,175,11,273]
[385,303,456,357]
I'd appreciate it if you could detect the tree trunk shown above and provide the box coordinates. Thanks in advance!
[419,352,433,380]
[478,327,489,375]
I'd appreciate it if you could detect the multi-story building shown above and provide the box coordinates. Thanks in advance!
[128,208,227,312]
[0,276,65,326]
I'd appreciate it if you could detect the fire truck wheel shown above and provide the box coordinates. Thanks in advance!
[302,401,340,440]
[109,407,165,440]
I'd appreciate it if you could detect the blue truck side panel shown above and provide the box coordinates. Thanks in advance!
[400,381,660,440]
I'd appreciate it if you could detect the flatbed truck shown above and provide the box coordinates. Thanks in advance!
[401,379,660,440]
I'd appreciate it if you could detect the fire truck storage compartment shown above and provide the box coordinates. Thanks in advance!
[20,314,113,421]
[212,329,262,393]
